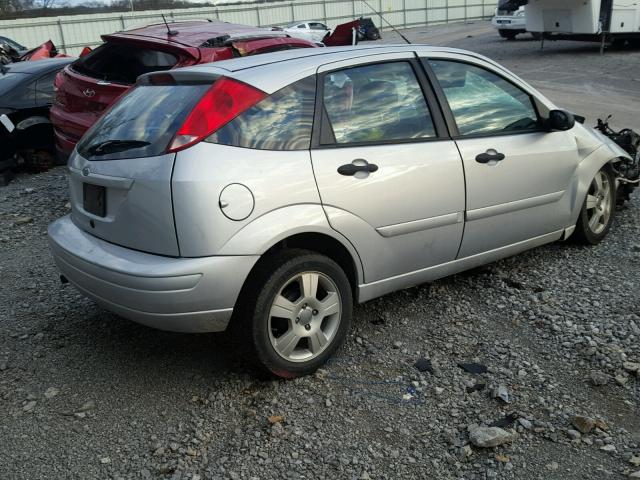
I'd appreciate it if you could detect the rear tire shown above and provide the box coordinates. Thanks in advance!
[236,249,353,378]
[499,29,518,40]
[573,167,616,245]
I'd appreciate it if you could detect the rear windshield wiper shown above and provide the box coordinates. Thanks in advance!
[86,139,150,156]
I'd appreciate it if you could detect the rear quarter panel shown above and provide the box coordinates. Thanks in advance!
[172,142,323,257]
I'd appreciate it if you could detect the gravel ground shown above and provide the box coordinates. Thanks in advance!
[1,23,640,480]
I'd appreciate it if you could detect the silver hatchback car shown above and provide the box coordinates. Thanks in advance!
[49,45,633,378]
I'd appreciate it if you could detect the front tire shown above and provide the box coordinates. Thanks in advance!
[573,167,616,244]
[238,249,353,378]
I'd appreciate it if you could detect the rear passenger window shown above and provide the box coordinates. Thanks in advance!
[207,76,316,151]
[322,62,436,145]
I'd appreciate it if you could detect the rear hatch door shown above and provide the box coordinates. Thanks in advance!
[68,80,212,257]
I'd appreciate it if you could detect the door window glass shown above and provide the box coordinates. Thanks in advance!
[429,60,539,136]
[322,62,436,144]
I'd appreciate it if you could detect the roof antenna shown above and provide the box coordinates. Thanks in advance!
[161,14,179,36]
[361,0,412,44]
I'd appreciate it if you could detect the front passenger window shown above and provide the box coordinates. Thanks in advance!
[322,61,436,145]
[429,60,539,136]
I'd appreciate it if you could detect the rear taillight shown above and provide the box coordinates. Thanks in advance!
[167,77,266,153]
[53,71,64,93]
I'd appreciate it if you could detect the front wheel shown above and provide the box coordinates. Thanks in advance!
[573,167,616,244]
[239,249,353,378]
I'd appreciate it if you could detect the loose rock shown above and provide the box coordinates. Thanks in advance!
[572,416,596,434]
[468,427,513,448]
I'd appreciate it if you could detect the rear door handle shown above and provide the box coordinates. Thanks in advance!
[475,150,505,164]
[337,160,379,176]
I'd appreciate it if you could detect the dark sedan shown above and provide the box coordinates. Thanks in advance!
[1,57,75,184]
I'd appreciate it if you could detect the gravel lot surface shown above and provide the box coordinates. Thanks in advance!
[1,22,639,480]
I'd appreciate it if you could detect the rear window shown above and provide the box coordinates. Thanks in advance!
[72,43,178,85]
[207,76,316,151]
[77,84,209,161]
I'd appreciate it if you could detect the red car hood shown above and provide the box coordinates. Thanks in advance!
[20,40,71,61]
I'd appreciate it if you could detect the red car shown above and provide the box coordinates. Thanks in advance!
[51,20,326,160]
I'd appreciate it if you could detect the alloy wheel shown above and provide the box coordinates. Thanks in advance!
[268,271,342,363]
[585,171,612,235]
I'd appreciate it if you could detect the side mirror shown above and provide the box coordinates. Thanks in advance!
[546,110,575,131]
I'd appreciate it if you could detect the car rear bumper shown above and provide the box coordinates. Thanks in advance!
[53,127,77,159]
[50,105,96,158]
[48,215,259,333]
[491,16,526,30]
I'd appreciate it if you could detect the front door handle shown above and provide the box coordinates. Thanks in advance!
[337,160,379,176]
[475,150,505,164]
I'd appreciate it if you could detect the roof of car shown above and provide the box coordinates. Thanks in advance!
[3,57,75,74]
[113,20,291,48]
[169,44,509,95]
[186,44,490,74]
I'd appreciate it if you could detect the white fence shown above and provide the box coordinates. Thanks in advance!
[0,0,496,55]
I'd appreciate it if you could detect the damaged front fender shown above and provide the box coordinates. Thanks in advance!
[567,143,631,229]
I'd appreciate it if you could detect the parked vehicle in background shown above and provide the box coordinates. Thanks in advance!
[48,45,636,378]
[283,21,331,43]
[526,0,640,47]
[50,20,319,160]
[0,36,28,59]
[357,17,381,41]
[0,57,75,184]
[491,1,529,40]
[1,39,70,65]
[20,40,70,62]
[281,19,360,46]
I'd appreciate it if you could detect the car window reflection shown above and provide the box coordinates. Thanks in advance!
[430,60,539,136]
[323,62,436,144]
[209,76,315,151]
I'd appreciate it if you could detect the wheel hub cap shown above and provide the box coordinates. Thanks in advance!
[298,306,313,326]
[268,271,342,363]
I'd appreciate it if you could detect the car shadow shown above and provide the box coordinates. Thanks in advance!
[41,305,250,382]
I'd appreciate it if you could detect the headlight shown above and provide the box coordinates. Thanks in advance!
[515,9,525,17]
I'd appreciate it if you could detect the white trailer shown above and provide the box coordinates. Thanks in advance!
[524,0,640,48]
